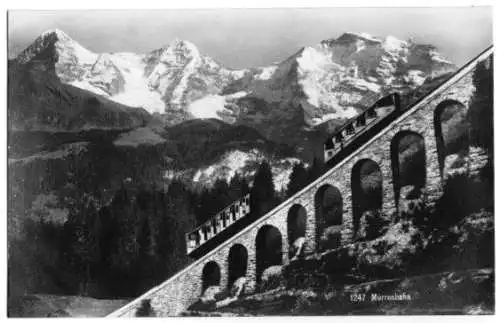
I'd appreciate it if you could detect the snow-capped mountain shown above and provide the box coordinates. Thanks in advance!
[8,37,153,132]
[13,29,456,143]
[14,29,246,117]
[215,32,456,127]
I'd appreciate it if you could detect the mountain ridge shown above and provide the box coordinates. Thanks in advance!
[14,29,246,116]
[13,29,456,128]
[9,29,458,160]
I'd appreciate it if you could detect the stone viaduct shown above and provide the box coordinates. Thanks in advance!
[108,46,493,317]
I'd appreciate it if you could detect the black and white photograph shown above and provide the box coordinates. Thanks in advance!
[5,2,495,317]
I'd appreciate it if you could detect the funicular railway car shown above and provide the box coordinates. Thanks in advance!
[324,93,402,167]
[185,194,251,256]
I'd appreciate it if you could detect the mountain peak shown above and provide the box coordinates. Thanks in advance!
[148,38,202,63]
[165,38,200,55]
[337,32,382,44]
[144,38,203,70]
[16,28,96,65]
[320,32,381,48]
[170,38,194,47]
[40,28,72,42]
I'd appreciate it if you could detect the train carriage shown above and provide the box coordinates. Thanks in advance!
[324,93,401,165]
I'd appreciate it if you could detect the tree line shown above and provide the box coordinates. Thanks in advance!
[9,155,325,300]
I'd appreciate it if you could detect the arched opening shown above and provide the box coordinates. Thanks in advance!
[390,131,426,213]
[227,244,248,289]
[314,184,343,252]
[351,159,383,239]
[434,100,470,178]
[287,204,307,258]
[201,261,221,292]
[255,225,282,284]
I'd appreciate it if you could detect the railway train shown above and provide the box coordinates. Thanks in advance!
[323,92,402,166]
[185,194,251,255]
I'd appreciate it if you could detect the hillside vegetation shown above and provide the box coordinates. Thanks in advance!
[7,120,295,315]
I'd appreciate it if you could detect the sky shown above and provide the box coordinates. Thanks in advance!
[7,7,493,69]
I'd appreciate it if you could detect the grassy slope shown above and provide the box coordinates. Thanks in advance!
[8,294,130,318]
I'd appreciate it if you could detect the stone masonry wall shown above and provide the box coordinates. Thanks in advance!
[108,48,492,318]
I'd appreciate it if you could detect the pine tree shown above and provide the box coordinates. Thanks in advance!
[250,160,276,216]
[307,157,324,183]
[228,172,243,200]
[168,178,187,199]
[241,177,250,196]
[197,188,213,224]
[96,205,118,272]
[138,217,153,259]
[205,178,231,216]
[159,189,194,276]
[287,162,308,197]
[213,178,230,197]
[108,187,140,277]
[228,172,250,200]
[67,197,100,295]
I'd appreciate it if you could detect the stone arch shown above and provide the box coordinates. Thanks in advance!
[227,244,248,289]
[434,100,470,178]
[255,225,283,284]
[314,184,343,252]
[201,261,221,293]
[287,204,307,258]
[351,159,383,239]
[390,130,427,213]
